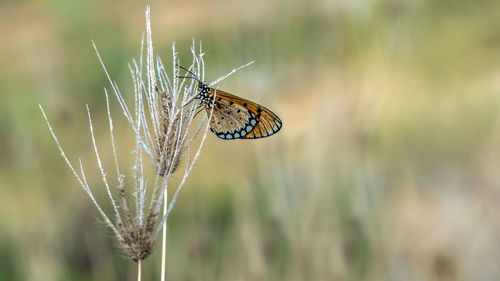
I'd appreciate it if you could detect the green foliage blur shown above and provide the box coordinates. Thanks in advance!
[2,0,500,280]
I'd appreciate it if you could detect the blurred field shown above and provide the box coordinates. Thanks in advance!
[2,0,500,280]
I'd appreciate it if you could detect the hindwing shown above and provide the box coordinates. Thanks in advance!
[206,89,282,140]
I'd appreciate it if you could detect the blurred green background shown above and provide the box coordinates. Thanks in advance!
[2,0,500,280]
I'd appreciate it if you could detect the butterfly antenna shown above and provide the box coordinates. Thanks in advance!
[177,75,195,79]
[176,64,200,81]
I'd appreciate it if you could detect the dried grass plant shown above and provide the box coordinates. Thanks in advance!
[39,6,253,281]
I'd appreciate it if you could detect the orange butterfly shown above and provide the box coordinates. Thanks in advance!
[179,66,282,140]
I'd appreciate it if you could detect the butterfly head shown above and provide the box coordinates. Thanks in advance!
[194,80,212,106]
[195,80,208,91]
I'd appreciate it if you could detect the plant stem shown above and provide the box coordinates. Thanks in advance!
[137,259,142,281]
[160,188,168,281]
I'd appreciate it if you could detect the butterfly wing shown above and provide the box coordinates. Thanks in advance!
[207,89,282,140]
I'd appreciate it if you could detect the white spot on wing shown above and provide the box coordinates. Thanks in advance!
[234,132,240,138]
[250,119,256,126]
[246,125,253,132]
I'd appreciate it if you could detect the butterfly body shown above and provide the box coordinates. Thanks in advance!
[194,81,282,140]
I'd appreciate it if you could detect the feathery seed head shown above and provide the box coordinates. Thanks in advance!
[40,5,253,263]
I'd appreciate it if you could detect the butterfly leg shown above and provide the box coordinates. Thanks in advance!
[193,104,206,118]
[182,93,201,108]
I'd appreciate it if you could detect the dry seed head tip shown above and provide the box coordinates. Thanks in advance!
[154,90,188,177]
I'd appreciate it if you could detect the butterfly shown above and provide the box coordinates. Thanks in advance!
[178,65,282,140]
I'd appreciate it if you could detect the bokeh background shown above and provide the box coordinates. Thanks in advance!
[2,0,500,280]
